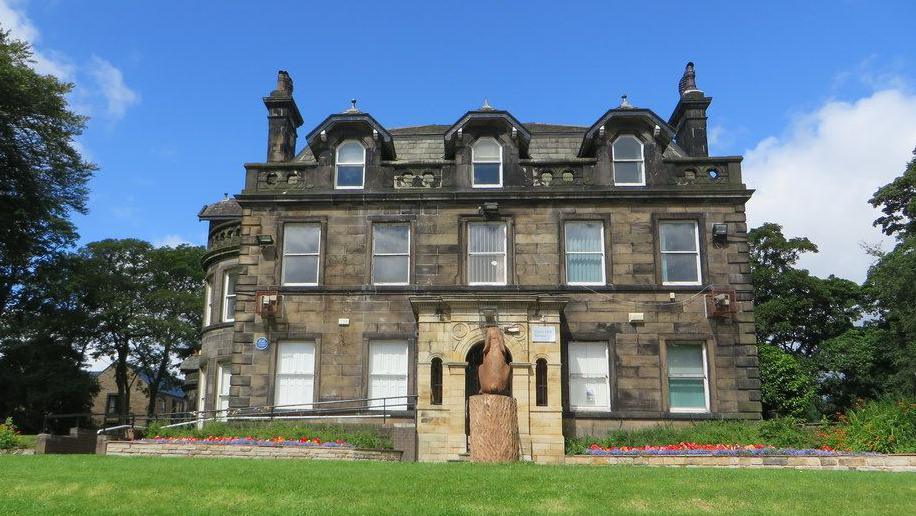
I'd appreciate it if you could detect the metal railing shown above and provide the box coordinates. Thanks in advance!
[44,394,418,436]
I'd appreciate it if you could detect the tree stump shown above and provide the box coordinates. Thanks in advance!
[469,394,519,462]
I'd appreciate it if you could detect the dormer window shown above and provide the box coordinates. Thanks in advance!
[472,137,502,188]
[612,135,645,186]
[335,140,365,189]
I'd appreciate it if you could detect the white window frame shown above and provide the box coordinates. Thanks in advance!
[567,341,611,412]
[203,279,212,327]
[216,363,231,421]
[196,364,207,429]
[564,221,606,286]
[612,135,646,186]
[667,343,710,414]
[660,220,702,286]
[467,221,508,286]
[471,137,503,188]
[274,341,316,410]
[221,272,237,322]
[335,140,366,189]
[368,340,409,411]
[372,223,411,286]
[281,223,321,287]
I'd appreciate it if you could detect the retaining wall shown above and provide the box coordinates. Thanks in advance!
[566,454,916,472]
[105,441,401,461]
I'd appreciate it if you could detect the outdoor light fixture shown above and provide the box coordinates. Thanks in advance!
[480,202,500,217]
[712,223,728,244]
[256,234,274,247]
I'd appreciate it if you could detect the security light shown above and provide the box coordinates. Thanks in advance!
[256,234,274,247]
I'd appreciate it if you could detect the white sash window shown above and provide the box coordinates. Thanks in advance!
[565,221,606,285]
[567,341,610,411]
[282,223,321,286]
[274,342,316,410]
[660,221,702,285]
[468,222,507,285]
[368,340,408,410]
[667,343,710,413]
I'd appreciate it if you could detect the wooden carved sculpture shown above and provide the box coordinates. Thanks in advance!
[478,325,511,395]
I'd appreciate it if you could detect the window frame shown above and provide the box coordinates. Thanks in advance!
[612,134,646,187]
[221,271,237,322]
[430,357,443,405]
[566,341,611,412]
[564,220,607,286]
[203,278,213,327]
[658,220,703,286]
[467,221,508,286]
[371,223,411,286]
[281,222,322,287]
[335,139,366,190]
[471,137,503,188]
[105,394,120,416]
[367,339,410,411]
[216,363,231,421]
[273,340,317,410]
[665,342,711,414]
[535,358,548,407]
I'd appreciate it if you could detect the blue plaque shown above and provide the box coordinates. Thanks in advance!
[255,337,269,351]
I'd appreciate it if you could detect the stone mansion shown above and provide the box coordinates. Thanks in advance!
[187,63,760,463]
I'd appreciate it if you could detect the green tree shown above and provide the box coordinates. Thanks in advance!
[133,244,205,417]
[0,29,95,315]
[749,223,863,357]
[864,149,916,399]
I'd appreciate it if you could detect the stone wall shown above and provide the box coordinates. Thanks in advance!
[36,428,98,454]
[105,441,402,461]
[90,367,185,425]
[566,454,916,472]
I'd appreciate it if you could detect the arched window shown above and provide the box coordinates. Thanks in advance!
[335,140,365,189]
[612,135,645,186]
[535,358,548,406]
[430,357,443,405]
[471,137,502,188]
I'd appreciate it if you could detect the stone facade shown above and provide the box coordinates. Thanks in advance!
[90,365,186,425]
[194,63,760,463]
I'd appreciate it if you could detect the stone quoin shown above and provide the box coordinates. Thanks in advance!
[188,62,760,464]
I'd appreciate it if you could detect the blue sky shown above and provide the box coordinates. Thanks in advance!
[3,0,916,281]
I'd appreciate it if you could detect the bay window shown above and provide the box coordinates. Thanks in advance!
[222,272,237,322]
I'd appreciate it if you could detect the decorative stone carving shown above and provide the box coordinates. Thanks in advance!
[394,169,441,188]
[674,166,727,186]
[451,322,469,340]
[478,326,510,395]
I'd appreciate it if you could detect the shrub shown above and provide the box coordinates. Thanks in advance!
[565,418,820,454]
[758,344,817,419]
[820,399,916,453]
[144,420,393,449]
[0,417,26,450]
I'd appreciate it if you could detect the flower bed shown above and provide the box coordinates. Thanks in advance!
[585,442,875,457]
[141,436,351,448]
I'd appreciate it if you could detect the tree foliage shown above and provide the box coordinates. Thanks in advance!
[757,344,816,418]
[0,29,95,315]
[869,147,916,240]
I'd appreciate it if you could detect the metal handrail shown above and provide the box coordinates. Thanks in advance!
[47,394,419,435]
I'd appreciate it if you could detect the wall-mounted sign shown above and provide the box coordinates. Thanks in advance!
[255,336,270,351]
[531,325,556,343]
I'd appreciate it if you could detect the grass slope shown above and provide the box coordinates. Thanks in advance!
[1,456,914,515]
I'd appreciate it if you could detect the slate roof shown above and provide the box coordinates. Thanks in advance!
[198,197,242,220]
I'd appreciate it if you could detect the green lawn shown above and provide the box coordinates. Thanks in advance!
[1,456,914,515]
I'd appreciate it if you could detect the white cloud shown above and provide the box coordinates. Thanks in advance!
[88,55,140,121]
[0,0,73,79]
[154,234,193,248]
[745,89,916,282]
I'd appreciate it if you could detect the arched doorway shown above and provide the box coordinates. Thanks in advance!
[464,342,512,437]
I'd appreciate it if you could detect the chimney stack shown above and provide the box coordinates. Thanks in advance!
[668,62,712,157]
[263,70,304,162]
